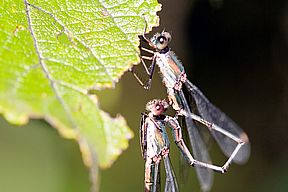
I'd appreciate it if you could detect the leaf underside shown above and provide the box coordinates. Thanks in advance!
[0,0,161,184]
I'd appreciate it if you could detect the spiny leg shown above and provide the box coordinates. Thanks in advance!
[145,55,156,89]
[188,113,247,171]
[141,47,155,54]
[140,46,155,75]
[167,115,238,173]
[129,55,153,88]
[141,18,157,49]
[129,67,145,87]
[130,49,156,89]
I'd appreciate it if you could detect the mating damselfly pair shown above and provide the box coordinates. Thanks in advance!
[131,30,250,192]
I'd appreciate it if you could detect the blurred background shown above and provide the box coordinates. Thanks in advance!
[1,0,288,191]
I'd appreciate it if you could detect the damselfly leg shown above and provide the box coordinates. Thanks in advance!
[129,45,156,89]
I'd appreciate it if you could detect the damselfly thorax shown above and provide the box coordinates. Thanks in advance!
[145,115,170,159]
[155,51,185,89]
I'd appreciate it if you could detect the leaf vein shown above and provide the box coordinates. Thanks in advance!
[24,0,79,131]
[25,2,114,85]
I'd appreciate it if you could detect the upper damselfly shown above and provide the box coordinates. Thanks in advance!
[132,30,250,191]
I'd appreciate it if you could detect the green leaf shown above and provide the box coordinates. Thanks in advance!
[0,0,161,186]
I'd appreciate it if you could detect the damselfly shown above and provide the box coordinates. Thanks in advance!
[140,99,246,192]
[140,99,178,192]
[132,31,250,191]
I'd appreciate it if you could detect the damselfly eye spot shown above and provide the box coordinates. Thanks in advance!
[155,104,161,110]
[158,36,166,44]
[155,36,169,50]
[146,99,168,115]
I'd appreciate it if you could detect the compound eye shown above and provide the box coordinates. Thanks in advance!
[155,104,161,110]
[157,36,166,44]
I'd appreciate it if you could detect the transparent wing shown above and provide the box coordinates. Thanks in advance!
[153,162,161,192]
[179,91,213,192]
[178,116,190,185]
[164,157,179,192]
[145,161,160,192]
[185,81,250,164]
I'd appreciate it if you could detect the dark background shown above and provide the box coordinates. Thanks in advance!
[1,0,288,191]
[101,0,288,191]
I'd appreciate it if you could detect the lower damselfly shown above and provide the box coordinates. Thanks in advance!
[140,99,247,192]
[132,30,250,191]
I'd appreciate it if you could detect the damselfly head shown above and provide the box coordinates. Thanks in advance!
[150,32,171,50]
[146,99,169,115]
